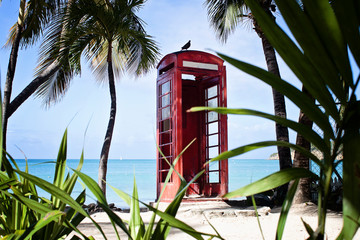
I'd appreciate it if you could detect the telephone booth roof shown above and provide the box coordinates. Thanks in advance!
[157,50,225,76]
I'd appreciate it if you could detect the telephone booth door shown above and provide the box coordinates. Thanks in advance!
[156,50,228,201]
[201,77,228,197]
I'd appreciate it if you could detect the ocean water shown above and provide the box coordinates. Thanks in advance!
[14,158,279,209]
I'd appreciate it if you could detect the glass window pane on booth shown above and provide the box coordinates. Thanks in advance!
[161,81,170,95]
[160,144,171,157]
[161,94,170,107]
[161,119,171,132]
[206,85,217,99]
[160,132,171,144]
[207,111,218,122]
[160,158,166,169]
[209,172,219,183]
[208,146,219,159]
[208,134,218,146]
[208,122,218,134]
[182,74,196,81]
[207,98,218,108]
[161,106,170,120]
[160,157,171,170]
[161,170,169,183]
[209,161,219,171]
[160,156,172,183]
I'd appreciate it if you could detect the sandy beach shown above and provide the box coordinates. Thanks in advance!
[67,201,359,240]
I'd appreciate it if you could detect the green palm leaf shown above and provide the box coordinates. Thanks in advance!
[191,106,329,155]
[21,210,65,240]
[129,177,145,239]
[224,168,318,199]
[73,169,131,239]
[276,179,299,240]
[342,100,360,239]
[14,170,88,217]
[243,0,340,122]
[213,53,335,137]
[332,0,360,68]
[302,0,353,89]
[206,140,322,169]
[274,0,350,101]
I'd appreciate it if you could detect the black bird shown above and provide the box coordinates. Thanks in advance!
[181,40,191,50]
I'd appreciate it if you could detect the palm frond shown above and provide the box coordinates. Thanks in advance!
[65,0,159,79]
[127,33,159,76]
[4,23,18,48]
[205,0,249,42]
[35,66,73,107]
[7,0,64,48]
[87,39,113,81]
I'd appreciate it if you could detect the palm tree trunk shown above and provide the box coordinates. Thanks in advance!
[253,6,292,204]
[293,87,314,203]
[2,0,26,153]
[260,31,292,205]
[7,63,60,118]
[98,55,117,195]
[256,20,292,171]
[2,23,22,151]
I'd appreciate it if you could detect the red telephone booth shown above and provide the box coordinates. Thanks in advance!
[156,50,228,201]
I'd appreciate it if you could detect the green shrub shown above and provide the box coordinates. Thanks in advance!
[0,129,222,239]
[0,130,98,240]
[73,139,223,240]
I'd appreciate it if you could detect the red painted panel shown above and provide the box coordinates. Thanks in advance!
[182,80,201,195]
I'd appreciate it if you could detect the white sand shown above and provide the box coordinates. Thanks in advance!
[68,202,360,239]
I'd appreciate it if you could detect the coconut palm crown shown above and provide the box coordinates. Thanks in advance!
[36,0,158,104]
[36,0,159,194]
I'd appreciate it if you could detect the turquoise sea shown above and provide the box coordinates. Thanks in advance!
[14,159,279,209]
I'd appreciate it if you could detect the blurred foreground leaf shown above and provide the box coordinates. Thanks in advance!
[224,168,317,199]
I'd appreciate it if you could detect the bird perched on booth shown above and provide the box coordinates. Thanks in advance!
[181,40,191,50]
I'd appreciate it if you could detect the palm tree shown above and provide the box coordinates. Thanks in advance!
[2,0,63,151]
[205,0,292,203]
[36,0,159,195]
[293,87,314,203]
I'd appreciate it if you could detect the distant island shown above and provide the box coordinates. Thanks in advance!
[268,148,343,160]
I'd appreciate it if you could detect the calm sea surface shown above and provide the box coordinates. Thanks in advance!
[14,159,279,209]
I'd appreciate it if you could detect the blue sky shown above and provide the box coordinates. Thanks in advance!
[0,0,317,159]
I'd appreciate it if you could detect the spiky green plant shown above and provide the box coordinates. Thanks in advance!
[0,130,99,240]
[73,139,223,240]
[0,126,115,239]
